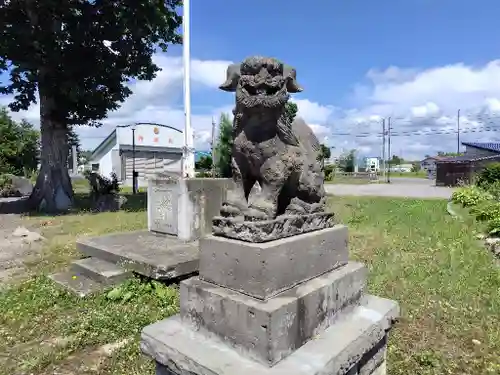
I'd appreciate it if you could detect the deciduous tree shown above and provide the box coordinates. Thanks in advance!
[0,107,39,176]
[215,113,233,178]
[0,0,182,212]
[285,102,298,123]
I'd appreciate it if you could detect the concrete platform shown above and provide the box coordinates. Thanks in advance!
[76,230,199,280]
[141,294,399,375]
[181,262,367,366]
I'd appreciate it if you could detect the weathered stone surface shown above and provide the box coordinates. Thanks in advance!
[71,257,131,285]
[212,212,335,243]
[76,230,198,280]
[357,336,387,375]
[141,294,399,375]
[93,194,127,212]
[9,175,33,196]
[216,57,328,240]
[148,176,234,241]
[200,225,349,300]
[181,262,366,366]
[50,271,103,297]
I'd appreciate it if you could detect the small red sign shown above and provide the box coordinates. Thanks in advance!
[153,137,159,143]
[138,135,144,142]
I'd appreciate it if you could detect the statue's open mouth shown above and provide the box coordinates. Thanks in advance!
[236,79,289,108]
[243,84,283,96]
[241,82,288,98]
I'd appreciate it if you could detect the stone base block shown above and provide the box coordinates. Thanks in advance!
[199,225,349,300]
[181,262,367,366]
[141,294,399,375]
[212,212,335,243]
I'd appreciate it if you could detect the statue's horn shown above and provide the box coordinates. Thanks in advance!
[284,65,303,93]
[219,63,241,92]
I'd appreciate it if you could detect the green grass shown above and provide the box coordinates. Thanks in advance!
[329,197,500,375]
[0,196,499,374]
[391,171,428,178]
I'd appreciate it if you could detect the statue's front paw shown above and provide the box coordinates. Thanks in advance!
[220,203,244,218]
[244,207,271,221]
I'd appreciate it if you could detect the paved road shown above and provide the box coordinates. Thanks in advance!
[387,177,434,185]
[325,181,454,199]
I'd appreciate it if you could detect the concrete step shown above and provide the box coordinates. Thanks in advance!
[49,271,104,297]
[71,257,131,285]
[76,230,199,280]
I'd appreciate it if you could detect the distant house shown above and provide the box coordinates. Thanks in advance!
[435,142,500,186]
[420,156,449,177]
[89,123,185,187]
[462,142,500,158]
[364,157,380,172]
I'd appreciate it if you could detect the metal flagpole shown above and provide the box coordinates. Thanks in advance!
[182,0,195,178]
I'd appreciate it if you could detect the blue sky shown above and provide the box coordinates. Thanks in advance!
[189,0,500,111]
[3,0,500,159]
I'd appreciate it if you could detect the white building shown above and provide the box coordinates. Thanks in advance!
[364,157,380,172]
[89,123,185,186]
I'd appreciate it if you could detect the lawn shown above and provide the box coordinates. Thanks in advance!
[0,196,499,374]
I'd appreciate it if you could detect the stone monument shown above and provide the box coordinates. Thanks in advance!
[140,57,399,375]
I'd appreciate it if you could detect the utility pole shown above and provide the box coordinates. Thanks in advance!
[457,109,461,154]
[181,0,195,178]
[387,117,392,183]
[382,118,386,181]
[211,116,217,177]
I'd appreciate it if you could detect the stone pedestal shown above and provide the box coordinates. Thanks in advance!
[140,226,399,375]
[147,176,234,241]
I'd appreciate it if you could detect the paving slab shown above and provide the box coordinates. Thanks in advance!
[76,230,199,280]
[141,294,399,375]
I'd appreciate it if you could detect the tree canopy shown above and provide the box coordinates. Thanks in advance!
[0,107,39,176]
[0,0,183,127]
[215,113,233,178]
[0,0,183,211]
[317,144,332,170]
[285,102,298,123]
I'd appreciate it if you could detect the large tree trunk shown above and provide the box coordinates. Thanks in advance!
[28,93,73,213]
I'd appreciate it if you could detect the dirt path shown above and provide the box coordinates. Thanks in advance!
[0,213,45,285]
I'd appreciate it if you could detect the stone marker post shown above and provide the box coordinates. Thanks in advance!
[140,57,399,375]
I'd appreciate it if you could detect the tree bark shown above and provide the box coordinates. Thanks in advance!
[28,93,73,213]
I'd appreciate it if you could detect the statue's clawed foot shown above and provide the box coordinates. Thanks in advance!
[220,203,244,218]
[243,207,269,221]
[284,197,325,215]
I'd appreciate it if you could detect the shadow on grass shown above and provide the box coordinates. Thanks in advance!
[0,191,147,217]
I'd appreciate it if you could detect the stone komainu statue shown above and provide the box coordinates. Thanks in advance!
[218,56,326,221]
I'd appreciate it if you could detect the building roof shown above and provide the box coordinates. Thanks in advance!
[421,155,450,162]
[91,123,182,160]
[435,154,500,164]
[461,142,500,153]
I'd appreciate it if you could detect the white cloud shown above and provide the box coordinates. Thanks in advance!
[336,60,500,160]
[1,54,232,150]
[6,55,500,160]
